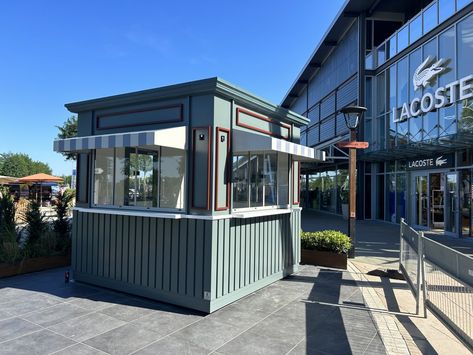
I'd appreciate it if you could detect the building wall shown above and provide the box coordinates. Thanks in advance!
[72,209,301,313]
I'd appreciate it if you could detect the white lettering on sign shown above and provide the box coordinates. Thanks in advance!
[393,57,473,123]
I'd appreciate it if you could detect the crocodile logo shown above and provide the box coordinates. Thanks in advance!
[435,156,447,167]
[413,56,447,91]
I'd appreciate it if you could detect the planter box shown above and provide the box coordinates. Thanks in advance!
[0,255,71,278]
[301,249,347,269]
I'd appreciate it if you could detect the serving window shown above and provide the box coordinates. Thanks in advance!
[93,146,186,211]
[232,152,289,210]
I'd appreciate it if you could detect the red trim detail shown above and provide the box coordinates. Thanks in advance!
[236,107,291,140]
[96,103,184,130]
[214,127,231,211]
[293,161,300,205]
[191,127,211,210]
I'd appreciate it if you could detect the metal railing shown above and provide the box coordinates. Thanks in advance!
[399,219,473,350]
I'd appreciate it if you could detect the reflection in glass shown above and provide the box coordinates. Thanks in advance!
[250,154,264,207]
[410,15,422,43]
[422,39,439,141]
[160,147,185,209]
[232,155,249,209]
[439,0,455,23]
[397,25,409,52]
[460,169,472,237]
[377,44,385,66]
[114,148,127,206]
[386,174,396,223]
[94,148,114,205]
[397,57,409,145]
[457,0,473,10]
[263,154,277,206]
[396,173,406,223]
[439,27,457,136]
[423,3,438,34]
[388,35,397,59]
[415,175,428,227]
[277,154,289,205]
[129,149,157,208]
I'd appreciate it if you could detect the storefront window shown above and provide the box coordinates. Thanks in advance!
[308,174,321,209]
[409,49,423,142]
[439,0,455,23]
[94,148,114,206]
[232,153,289,209]
[386,173,396,223]
[423,38,439,140]
[160,147,185,209]
[93,146,185,211]
[397,57,409,145]
[396,173,406,223]
[388,66,396,148]
[423,3,438,34]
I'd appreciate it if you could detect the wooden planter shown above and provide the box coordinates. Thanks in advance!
[301,249,347,270]
[0,255,71,278]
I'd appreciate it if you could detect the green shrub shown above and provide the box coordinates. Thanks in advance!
[24,199,48,248]
[53,189,74,239]
[0,186,16,242]
[301,230,351,254]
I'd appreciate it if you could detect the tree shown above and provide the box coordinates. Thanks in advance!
[0,153,52,177]
[56,116,78,161]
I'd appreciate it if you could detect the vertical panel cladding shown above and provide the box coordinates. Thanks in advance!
[73,211,211,309]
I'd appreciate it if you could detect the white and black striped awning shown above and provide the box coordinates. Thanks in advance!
[53,126,186,152]
[233,129,325,161]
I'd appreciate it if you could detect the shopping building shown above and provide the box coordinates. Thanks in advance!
[53,78,324,312]
[283,0,473,237]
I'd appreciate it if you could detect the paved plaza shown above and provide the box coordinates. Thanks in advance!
[0,265,385,355]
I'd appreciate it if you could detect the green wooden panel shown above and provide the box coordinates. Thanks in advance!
[156,218,164,289]
[142,217,150,287]
[97,214,104,277]
[228,219,235,293]
[103,214,110,278]
[186,219,196,296]
[75,211,82,272]
[194,219,204,298]
[171,219,180,294]
[222,219,230,296]
[134,217,142,286]
[216,220,224,298]
[245,220,250,286]
[178,219,188,295]
[127,216,135,284]
[163,219,172,291]
[148,218,157,288]
[109,214,116,279]
[234,219,241,291]
[120,215,128,282]
[203,220,213,299]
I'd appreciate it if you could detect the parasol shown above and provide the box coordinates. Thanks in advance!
[18,173,63,205]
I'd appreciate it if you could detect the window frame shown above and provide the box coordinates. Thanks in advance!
[231,152,290,212]
[91,146,186,213]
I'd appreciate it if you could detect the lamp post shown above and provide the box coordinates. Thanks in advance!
[340,105,367,258]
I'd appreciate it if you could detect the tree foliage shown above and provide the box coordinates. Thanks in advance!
[0,152,52,177]
[56,115,78,161]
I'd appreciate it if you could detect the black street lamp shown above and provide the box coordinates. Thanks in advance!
[341,105,367,258]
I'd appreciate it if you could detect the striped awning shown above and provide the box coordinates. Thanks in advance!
[233,129,325,161]
[53,126,186,152]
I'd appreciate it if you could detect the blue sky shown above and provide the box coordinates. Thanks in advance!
[0,0,344,176]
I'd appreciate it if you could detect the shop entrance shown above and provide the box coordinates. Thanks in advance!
[412,171,458,235]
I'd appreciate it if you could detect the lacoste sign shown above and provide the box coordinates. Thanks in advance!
[406,153,454,171]
[393,56,473,123]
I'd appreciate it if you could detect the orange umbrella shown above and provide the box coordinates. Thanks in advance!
[18,173,63,204]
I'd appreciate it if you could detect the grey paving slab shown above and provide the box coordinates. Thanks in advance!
[84,323,161,355]
[98,298,157,322]
[207,302,266,330]
[0,317,40,343]
[131,307,202,337]
[0,329,75,355]
[172,317,242,352]
[134,333,209,355]
[216,327,297,355]
[52,343,107,355]
[0,310,12,321]
[0,294,62,316]
[48,312,127,342]
[23,303,91,327]
[66,291,129,311]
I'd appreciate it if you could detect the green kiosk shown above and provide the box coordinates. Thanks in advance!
[54,78,325,313]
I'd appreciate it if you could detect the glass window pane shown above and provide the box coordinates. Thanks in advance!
[458,14,473,79]
[389,35,397,58]
[376,72,386,116]
[159,147,185,209]
[365,52,374,70]
[397,25,408,52]
[396,173,406,223]
[397,57,409,145]
[423,3,438,34]
[409,49,423,142]
[409,15,422,43]
[457,0,473,10]
[277,153,289,205]
[386,173,396,223]
[233,155,249,209]
[439,0,455,22]
[114,147,127,206]
[377,44,385,66]
[93,148,114,205]
[263,153,277,206]
[439,27,457,136]
[422,38,439,140]
[129,148,157,208]
[387,65,397,148]
[250,154,264,207]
